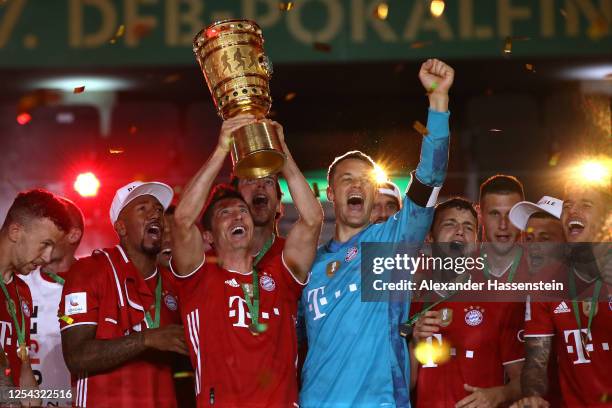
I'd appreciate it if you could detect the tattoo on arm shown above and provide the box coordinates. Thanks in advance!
[522,336,552,397]
[62,326,146,376]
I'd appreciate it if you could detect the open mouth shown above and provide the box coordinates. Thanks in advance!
[252,194,269,208]
[161,248,172,255]
[567,220,585,236]
[146,223,162,240]
[347,193,364,212]
[231,225,246,237]
[449,240,465,252]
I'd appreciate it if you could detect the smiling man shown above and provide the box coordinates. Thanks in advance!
[513,182,612,408]
[171,115,322,407]
[300,59,453,407]
[59,181,188,408]
[0,189,70,406]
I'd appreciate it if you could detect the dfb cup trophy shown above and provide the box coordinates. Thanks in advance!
[193,19,286,178]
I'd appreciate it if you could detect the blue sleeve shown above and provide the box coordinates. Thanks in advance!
[415,108,450,187]
[368,109,450,243]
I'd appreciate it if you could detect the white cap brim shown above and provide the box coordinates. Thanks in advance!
[509,199,560,232]
[111,182,173,224]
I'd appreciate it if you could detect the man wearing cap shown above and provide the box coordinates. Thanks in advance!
[509,196,565,275]
[512,182,611,408]
[371,180,403,224]
[59,181,188,408]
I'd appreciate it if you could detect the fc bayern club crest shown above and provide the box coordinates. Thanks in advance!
[345,246,358,262]
[21,300,31,318]
[260,275,276,292]
[464,306,484,326]
[164,294,178,311]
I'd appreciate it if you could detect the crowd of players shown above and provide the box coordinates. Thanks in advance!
[0,59,609,407]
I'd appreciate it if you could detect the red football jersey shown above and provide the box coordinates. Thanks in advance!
[59,245,181,408]
[0,275,32,386]
[173,248,304,408]
[525,283,612,407]
[414,300,525,407]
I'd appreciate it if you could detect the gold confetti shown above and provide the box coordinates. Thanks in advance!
[373,3,389,20]
[278,2,293,11]
[410,40,432,49]
[526,227,534,234]
[525,63,536,72]
[429,0,445,18]
[313,42,332,53]
[284,92,297,102]
[503,36,512,54]
[59,315,74,325]
[413,121,429,136]
[548,152,561,167]
[109,24,125,44]
[73,86,85,94]
[109,148,125,154]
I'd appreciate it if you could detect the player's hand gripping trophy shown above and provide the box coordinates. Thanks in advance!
[193,19,285,178]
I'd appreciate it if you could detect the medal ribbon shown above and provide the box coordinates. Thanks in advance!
[43,271,65,285]
[482,247,522,283]
[0,278,26,352]
[406,291,456,327]
[241,234,275,333]
[569,271,601,341]
[144,273,162,329]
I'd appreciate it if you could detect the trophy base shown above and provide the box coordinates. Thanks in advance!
[231,121,286,179]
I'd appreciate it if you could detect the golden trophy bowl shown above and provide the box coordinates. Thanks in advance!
[193,19,286,179]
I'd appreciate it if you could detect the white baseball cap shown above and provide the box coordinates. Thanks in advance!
[378,181,403,209]
[110,181,174,224]
[509,195,563,231]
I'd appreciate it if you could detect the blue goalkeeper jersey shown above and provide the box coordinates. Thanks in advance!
[300,109,450,408]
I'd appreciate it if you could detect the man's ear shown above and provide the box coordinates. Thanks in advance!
[66,227,83,245]
[202,230,214,246]
[7,223,22,243]
[326,185,334,203]
[425,232,434,244]
[114,220,127,238]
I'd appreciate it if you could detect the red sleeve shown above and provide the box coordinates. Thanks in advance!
[59,257,102,331]
[525,301,555,337]
[500,302,526,365]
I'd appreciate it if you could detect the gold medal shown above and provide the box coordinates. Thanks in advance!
[326,261,341,278]
[582,299,598,318]
[248,322,267,336]
[439,308,453,327]
[17,346,28,363]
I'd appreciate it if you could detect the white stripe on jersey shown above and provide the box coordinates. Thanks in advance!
[187,309,201,396]
[76,377,80,406]
[83,376,87,407]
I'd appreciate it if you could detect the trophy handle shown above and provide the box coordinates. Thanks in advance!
[230,121,286,179]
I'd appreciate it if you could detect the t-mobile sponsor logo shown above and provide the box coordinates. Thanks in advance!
[564,329,592,364]
[229,296,250,328]
[307,287,327,320]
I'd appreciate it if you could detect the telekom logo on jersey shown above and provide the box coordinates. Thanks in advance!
[228,296,280,327]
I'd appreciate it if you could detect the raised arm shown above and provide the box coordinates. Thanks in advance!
[172,115,256,275]
[269,121,323,283]
[415,59,454,188]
